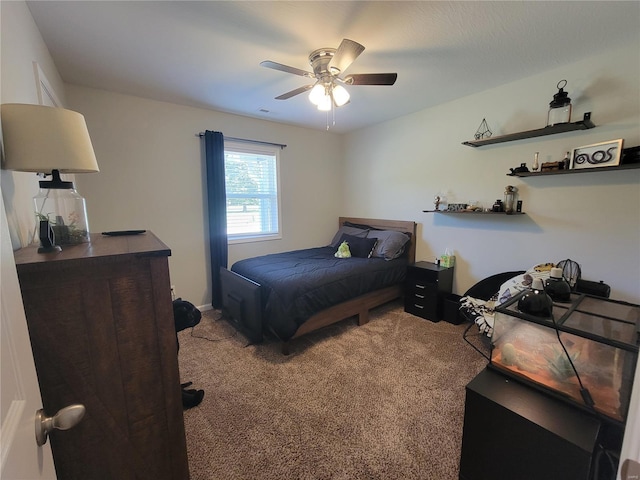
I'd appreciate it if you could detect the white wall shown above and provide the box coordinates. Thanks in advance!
[0,0,69,248]
[66,85,344,308]
[344,42,640,303]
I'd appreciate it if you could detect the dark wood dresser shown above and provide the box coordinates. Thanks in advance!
[14,232,190,480]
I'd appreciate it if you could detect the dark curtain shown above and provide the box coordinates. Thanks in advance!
[204,130,227,308]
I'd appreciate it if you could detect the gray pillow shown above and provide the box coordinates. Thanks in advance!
[330,226,368,247]
[367,230,410,260]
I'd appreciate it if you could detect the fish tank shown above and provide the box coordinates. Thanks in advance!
[490,291,639,424]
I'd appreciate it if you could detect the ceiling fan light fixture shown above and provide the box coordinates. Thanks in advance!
[332,84,350,107]
[309,84,325,106]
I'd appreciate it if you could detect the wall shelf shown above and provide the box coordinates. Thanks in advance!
[508,163,640,177]
[462,112,595,147]
[423,210,525,215]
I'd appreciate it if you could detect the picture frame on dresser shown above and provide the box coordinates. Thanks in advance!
[571,138,623,170]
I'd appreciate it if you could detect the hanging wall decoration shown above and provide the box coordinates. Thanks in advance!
[571,139,623,170]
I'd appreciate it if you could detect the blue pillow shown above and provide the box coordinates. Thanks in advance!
[338,233,378,258]
[330,226,368,247]
[366,230,410,260]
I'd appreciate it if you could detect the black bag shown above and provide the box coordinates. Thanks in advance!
[173,298,201,332]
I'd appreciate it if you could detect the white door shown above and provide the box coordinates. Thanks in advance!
[0,192,56,479]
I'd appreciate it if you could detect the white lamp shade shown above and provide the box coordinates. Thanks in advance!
[332,85,350,107]
[1,103,99,173]
[317,94,332,111]
[308,84,325,106]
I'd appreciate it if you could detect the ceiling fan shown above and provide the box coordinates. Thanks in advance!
[260,39,397,112]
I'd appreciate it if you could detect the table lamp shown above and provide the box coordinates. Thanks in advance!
[1,103,99,252]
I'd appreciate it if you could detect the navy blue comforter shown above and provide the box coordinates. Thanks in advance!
[231,246,408,340]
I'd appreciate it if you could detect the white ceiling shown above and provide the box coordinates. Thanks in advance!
[26,1,640,134]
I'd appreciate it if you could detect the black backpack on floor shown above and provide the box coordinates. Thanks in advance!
[173,298,201,332]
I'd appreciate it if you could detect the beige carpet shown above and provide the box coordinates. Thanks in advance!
[177,300,487,480]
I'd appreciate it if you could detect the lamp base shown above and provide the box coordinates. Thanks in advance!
[38,245,63,254]
[34,170,90,246]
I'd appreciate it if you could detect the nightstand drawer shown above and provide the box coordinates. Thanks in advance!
[405,285,437,305]
[405,298,438,320]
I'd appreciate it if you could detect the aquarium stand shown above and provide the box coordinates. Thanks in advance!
[459,368,613,480]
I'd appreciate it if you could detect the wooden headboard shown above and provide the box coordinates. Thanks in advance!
[339,217,417,264]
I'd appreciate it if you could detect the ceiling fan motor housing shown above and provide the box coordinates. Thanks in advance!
[309,48,338,79]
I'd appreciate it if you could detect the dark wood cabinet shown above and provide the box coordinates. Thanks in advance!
[459,368,603,480]
[14,232,189,480]
[404,261,453,322]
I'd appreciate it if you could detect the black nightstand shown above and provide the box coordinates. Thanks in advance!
[404,261,453,322]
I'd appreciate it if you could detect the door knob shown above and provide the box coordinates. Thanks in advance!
[35,404,86,446]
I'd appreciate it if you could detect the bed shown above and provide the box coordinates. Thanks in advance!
[220,217,417,354]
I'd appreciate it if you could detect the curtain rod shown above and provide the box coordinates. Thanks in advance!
[196,133,286,149]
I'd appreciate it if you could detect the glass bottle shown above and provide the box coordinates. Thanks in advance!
[532,152,540,172]
[504,186,516,214]
[34,178,90,245]
[562,151,571,170]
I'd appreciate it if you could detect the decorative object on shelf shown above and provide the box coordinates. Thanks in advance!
[447,203,468,212]
[503,185,517,214]
[562,151,571,170]
[492,199,504,212]
[517,278,553,318]
[509,163,529,175]
[621,145,640,165]
[545,267,572,302]
[516,200,523,212]
[434,195,441,211]
[1,104,100,250]
[474,118,493,140]
[547,79,572,127]
[571,139,623,170]
[532,151,540,171]
[462,201,483,212]
[541,160,564,172]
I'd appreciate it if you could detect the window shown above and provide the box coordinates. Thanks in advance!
[224,142,281,242]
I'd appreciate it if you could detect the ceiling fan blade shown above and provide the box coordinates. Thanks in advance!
[260,61,314,78]
[328,39,365,74]
[275,84,313,100]
[344,73,398,86]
